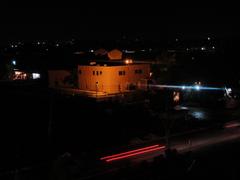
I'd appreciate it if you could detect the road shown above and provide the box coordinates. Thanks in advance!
[131,122,240,163]
[76,119,240,180]
[76,105,240,179]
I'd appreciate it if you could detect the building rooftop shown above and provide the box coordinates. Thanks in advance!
[78,59,150,67]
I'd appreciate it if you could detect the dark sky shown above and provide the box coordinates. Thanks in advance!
[0,5,238,42]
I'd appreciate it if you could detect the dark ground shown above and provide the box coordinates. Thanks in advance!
[1,81,240,180]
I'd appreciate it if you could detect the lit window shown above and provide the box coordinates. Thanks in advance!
[173,91,180,103]
[32,73,41,79]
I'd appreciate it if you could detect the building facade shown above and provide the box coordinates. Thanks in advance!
[48,62,150,95]
[78,63,150,94]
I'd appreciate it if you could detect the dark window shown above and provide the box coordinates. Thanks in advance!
[100,71,102,75]
[79,70,82,74]
[135,69,143,74]
[93,71,95,75]
[96,71,99,75]
[119,71,126,76]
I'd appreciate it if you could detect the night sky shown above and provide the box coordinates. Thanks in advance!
[0,4,238,42]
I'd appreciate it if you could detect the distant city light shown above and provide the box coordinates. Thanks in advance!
[125,59,133,64]
[182,86,186,90]
[12,60,16,65]
[32,73,41,79]
[192,57,195,60]
[37,41,41,45]
[56,43,59,47]
[90,49,94,53]
[195,81,202,85]
[212,46,215,50]
[11,45,14,48]
[175,38,179,42]
[173,91,180,102]
[14,71,21,76]
[207,37,211,41]
[90,61,96,65]
[201,47,206,51]
[13,71,27,80]
[125,50,135,53]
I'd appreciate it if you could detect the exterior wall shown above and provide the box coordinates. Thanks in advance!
[78,64,150,94]
[48,70,72,88]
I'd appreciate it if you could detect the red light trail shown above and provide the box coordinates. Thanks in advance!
[100,144,165,162]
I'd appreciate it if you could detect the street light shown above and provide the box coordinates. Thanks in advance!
[96,82,98,97]
[12,60,16,66]
[195,85,200,91]
[124,58,133,64]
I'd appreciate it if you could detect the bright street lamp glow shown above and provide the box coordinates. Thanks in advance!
[195,85,200,90]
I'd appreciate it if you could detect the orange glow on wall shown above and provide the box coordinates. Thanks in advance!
[78,64,150,94]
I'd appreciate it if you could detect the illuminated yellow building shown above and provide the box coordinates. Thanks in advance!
[49,60,150,95]
[78,63,150,94]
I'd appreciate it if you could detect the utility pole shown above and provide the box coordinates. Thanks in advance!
[48,91,54,146]
[96,82,98,98]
